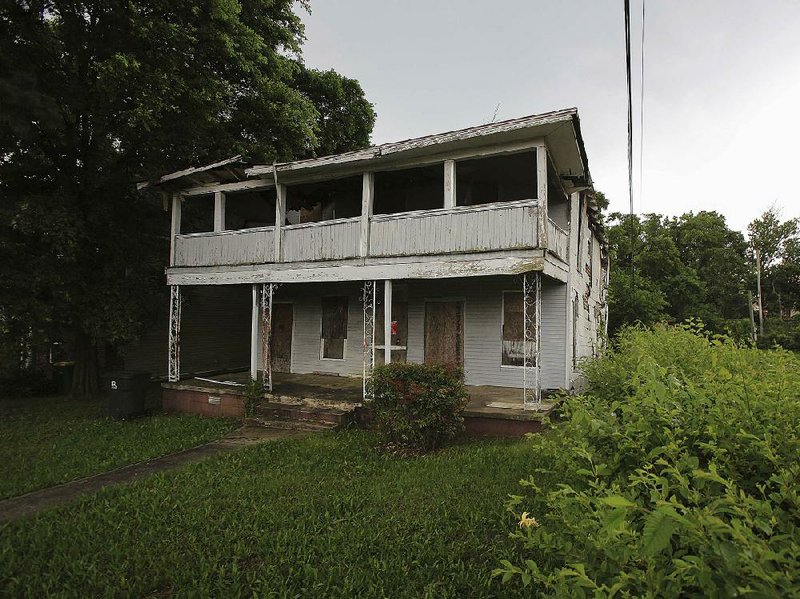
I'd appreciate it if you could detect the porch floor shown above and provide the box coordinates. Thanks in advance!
[165,371,557,421]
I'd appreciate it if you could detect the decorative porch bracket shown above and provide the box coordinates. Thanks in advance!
[260,283,278,392]
[522,272,542,410]
[168,285,182,382]
[361,280,377,402]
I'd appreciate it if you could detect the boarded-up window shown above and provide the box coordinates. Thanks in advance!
[502,292,528,366]
[321,297,348,359]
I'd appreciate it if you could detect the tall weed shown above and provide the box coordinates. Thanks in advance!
[497,323,800,597]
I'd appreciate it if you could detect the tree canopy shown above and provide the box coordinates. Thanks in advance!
[605,211,751,336]
[0,0,375,395]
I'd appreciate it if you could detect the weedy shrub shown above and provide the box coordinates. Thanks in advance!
[243,377,264,417]
[496,322,800,597]
[367,363,468,452]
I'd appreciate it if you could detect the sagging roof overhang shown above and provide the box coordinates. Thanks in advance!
[136,155,248,192]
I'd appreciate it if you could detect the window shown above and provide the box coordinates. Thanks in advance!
[321,296,348,359]
[502,292,530,367]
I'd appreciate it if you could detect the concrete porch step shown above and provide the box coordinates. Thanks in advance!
[243,417,338,432]
[254,402,355,427]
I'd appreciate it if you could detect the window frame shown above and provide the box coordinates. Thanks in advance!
[500,290,527,368]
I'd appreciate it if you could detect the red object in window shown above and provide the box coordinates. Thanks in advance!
[391,320,398,335]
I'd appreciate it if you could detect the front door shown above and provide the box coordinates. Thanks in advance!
[271,303,293,373]
[424,301,464,367]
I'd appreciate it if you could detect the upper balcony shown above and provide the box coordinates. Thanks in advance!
[170,147,571,271]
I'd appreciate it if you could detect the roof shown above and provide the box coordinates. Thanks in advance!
[245,107,589,182]
[137,155,247,191]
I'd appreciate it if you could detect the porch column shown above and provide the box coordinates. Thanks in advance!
[536,144,548,249]
[260,283,276,392]
[444,160,456,208]
[360,172,374,257]
[250,284,259,380]
[213,191,226,232]
[274,183,286,262]
[169,193,182,267]
[362,280,377,401]
[522,272,541,410]
[168,285,182,382]
[384,279,393,365]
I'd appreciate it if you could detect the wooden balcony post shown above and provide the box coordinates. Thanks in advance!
[444,160,456,208]
[360,172,374,257]
[274,183,286,262]
[169,193,182,267]
[537,145,548,248]
[213,191,226,232]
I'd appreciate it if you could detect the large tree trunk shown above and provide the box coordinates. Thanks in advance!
[71,330,99,398]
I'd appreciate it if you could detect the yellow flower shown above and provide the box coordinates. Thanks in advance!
[519,512,539,528]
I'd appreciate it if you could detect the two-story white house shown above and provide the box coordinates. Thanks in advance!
[141,108,608,421]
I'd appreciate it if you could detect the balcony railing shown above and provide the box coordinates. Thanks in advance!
[546,219,569,262]
[282,216,361,262]
[172,198,557,268]
[175,226,275,267]
[370,199,539,257]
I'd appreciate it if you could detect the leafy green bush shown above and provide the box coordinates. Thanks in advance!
[496,323,800,596]
[367,363,468,452]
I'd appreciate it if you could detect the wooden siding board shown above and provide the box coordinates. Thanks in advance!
[260,276,567,389]
[370,202,539,258]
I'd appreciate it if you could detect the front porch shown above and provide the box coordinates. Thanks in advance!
[162,371,557,435]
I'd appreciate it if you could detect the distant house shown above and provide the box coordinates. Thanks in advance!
[140,108,608,413]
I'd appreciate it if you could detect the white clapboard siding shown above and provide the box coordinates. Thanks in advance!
[282,217,361,262]
[174,227,275,267]
[547,219,569,262]
[276,276,567,390]
[369,200,539,257]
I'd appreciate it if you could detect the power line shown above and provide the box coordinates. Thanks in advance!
[624,0,635,291]
[639,0,646,212]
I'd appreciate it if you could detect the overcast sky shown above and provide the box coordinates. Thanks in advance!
[297,0,800,234]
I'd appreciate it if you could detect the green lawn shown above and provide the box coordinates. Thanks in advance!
[0,388,237,499]
[1,430,531,598]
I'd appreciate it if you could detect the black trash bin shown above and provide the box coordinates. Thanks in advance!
[103,371,150,420]
[52,361,75,396]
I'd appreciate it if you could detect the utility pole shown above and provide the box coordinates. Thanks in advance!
[755,247,765,337]
[747,291,757,343]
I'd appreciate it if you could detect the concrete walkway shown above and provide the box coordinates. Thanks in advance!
[0,426,301,523]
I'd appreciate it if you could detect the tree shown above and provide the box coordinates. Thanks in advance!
[0,0,375,396]
[748,207,800,318]
[605,209,750,336]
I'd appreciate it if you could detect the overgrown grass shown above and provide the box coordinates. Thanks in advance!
[1,431,531,598]
[0,387,236,499]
